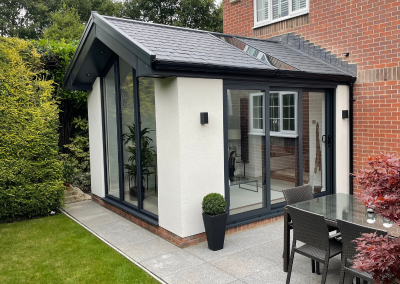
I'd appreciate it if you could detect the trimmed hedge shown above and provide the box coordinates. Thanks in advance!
[0,37,64,222]
[202,193,227,216]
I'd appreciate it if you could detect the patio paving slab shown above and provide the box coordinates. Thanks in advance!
[140,250,204,277]
[122,238,181,262]
[184,240,244,262]
[162,263,237,284]
[63,200,347,284]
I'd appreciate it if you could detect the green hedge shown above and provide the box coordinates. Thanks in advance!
[0,37,65,222]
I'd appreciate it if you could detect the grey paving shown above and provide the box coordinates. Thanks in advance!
[64,200,346,284]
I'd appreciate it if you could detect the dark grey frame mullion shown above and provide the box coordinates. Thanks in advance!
[223,83,271,224]
[114,58,125,202]
[133,71,143,211]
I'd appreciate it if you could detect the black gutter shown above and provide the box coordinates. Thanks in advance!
[153,60,355,83]
[349,82,354,195]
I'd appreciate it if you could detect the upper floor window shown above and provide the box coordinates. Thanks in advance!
[254,0,309,28]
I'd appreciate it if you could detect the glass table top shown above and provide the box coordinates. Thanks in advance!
[288,193,400,237]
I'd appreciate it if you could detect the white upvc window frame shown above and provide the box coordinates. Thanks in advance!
[249,92,265,135]
[269,91,298,138]
[249,91,298,138]
[253,0,309,29]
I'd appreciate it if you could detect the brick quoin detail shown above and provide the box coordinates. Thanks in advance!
[92,195,284,248]
[223,0,400,194]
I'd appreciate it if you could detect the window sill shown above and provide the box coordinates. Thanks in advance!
[253,10,309,29]
[248,132,298,138]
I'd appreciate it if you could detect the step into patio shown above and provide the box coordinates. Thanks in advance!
[64,200,344,284]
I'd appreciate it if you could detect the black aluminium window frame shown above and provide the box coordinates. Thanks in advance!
[100,56,158,223]
[224,81,335,227]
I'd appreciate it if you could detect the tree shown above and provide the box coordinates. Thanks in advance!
[33,39,88,152]
[0,0,123,39]
[122,0,223,32]
[0,37,64,221]
[353,153,400,284]
[43,4,85,42]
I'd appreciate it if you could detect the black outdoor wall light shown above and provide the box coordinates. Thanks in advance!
[200,112,208,125]
[342,110,349,119]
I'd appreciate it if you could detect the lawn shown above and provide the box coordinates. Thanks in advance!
[0,214,159,284]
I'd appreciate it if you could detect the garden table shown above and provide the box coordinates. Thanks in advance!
[283,193,400,272]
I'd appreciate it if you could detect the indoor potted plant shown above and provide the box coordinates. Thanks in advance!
[202,193,228,251]
[123,123,156,200]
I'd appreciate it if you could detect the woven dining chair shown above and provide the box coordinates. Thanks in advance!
[282,184,340,274]
[286,206,342,284]
[337,219,387,284]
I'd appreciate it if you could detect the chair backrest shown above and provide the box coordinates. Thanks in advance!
[337,219,387,261]
[282,184,314,205]
[288,206,330,251]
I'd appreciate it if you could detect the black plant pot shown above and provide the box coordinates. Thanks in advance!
[202,212,228,251]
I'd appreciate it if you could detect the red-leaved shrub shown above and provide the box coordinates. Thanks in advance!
[353,153,400,284]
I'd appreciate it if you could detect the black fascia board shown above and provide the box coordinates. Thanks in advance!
[93,14,155,66]
[63,12,156,90]
[152,60,355,84]
[63,17,96,88]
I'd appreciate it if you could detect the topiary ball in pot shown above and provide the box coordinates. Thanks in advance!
[202,193,228,251]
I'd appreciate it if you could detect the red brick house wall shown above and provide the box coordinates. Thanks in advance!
[223,0,400,193]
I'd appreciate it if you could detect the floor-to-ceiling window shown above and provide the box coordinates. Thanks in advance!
[102,57,158,220]
[225,84,332,223]
[104,65,120,199]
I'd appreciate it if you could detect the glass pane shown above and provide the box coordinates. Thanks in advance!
[290,106,295,118]
[289,119,295,131]
[139,78,158,216]
[227,89,266,215]
[283,107,288,118]
[104,65,120,198]
[292,0,306,11]
[289,94,295,105]
[120,59,137,207]
[253,119,259,129]
[283,119,289,130]
[283,94,289,106]
[302,92,326,193]
[270,136,299,204]
[273,0,289,19]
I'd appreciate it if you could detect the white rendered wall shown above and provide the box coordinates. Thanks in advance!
[335,85,350,194]
[87,77,105,198]
[155,77,224,238]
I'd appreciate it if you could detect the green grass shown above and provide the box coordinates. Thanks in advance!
[0,214,159,284]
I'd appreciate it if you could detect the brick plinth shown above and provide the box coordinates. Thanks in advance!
[92,194,284,248]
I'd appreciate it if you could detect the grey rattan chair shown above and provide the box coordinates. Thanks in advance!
[286,206,342,284]
[282,184,339,274]
[282,184,314,205]
[337,219,387,284]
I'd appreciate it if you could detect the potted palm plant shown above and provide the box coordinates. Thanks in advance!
[123,123,156,200]
[202,193,228,251]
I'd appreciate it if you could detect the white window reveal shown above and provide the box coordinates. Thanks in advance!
[249,91,298,137]
[254,0,309,28]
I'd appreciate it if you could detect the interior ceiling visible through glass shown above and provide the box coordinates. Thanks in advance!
[215,35,299,71]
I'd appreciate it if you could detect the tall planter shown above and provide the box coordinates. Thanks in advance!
[202,212,228,251]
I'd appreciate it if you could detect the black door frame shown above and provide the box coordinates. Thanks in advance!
[224,81,335,226]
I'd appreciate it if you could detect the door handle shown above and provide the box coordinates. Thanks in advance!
[322,135,331,147]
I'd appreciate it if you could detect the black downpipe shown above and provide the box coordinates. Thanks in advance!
[349,82,354,195]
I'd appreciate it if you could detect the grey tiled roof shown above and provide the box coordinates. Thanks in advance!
[237,37,352,76]
[104,16,274,70]
[102,15,353,77]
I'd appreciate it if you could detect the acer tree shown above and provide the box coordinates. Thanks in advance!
[353,153,400,284]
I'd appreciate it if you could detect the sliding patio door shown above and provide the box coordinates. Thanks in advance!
[225,85,333,223]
